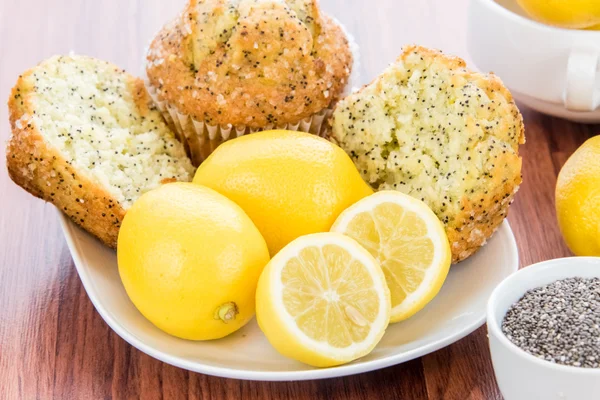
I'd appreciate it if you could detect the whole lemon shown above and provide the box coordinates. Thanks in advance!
[117,183,270,340]
[555,136,600,256]
[517,0,600,29]
[193,130,373,256]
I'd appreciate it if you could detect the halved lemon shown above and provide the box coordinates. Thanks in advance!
[331,191,451,323]
[256,233,391,368]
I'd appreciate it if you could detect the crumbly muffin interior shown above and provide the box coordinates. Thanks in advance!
[332,47,523,233]
[16,56,195,208]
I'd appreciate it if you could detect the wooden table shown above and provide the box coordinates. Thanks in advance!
[0,0,597,398]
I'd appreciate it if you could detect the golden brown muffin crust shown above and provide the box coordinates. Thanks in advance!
[146,0,352,128]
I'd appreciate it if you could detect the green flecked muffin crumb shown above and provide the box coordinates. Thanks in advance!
[331,45,525,263]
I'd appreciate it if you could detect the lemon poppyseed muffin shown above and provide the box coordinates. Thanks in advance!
[7,55,195,247]
[331,46,525,263]
[146,0,353,165]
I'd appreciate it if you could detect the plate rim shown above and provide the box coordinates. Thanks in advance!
[59,211,519,381]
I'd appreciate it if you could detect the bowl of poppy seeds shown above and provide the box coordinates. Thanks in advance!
[487,257,600,400]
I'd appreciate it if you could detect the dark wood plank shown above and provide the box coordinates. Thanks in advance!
[422,328,502,400]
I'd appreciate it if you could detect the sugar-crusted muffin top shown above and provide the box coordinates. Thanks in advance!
[331,45,525,262]
[190,0,320,66]
[146,0,352,127]
[11,55,195,208]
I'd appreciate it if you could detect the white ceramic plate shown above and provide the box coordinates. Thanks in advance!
[59,212,518,381]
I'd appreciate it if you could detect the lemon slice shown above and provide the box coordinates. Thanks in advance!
[256,233,391,368]
[331,191,451,323]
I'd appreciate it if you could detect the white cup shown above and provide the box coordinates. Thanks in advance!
[487,257,600,400]
[467,0,600,123]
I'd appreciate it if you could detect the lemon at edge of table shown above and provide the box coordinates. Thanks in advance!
[555,136,600,257]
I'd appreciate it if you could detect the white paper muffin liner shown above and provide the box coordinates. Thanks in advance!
[145,18,361,166]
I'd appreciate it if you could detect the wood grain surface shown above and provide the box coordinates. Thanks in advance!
[0,0,598,399]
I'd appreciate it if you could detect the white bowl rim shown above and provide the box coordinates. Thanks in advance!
[487,256,600,376]
[474,0,600,36]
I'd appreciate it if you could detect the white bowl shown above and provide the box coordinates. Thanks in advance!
[467,0,600,123]
[487,257,600,400]
[60,211,519,381]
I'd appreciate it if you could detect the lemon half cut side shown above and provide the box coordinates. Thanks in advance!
[331,191,452,323]
[256,232,391,368]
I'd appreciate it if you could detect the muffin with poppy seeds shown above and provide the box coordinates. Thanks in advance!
[7,55,195,248]
[146,0,354,165]
[330,45,525,263]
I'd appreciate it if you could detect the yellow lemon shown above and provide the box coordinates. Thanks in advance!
[193,130,373,256]
[117,183,270,340]
[256,233,391,367]
[331,191,451,322]
[555,136,600,256]
[517,0,600,29]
